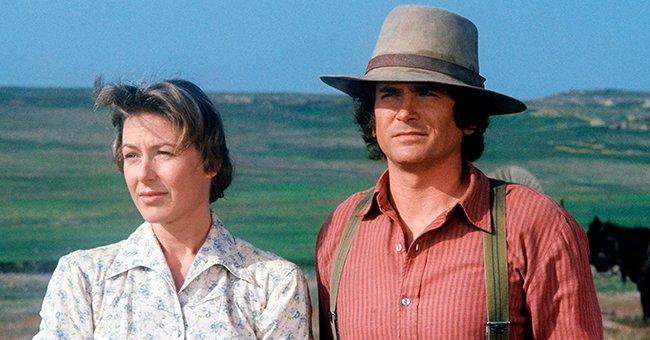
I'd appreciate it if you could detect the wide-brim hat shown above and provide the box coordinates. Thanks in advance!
[321,5,526,115]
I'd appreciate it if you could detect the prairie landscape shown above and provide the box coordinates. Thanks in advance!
[1,87,649,338]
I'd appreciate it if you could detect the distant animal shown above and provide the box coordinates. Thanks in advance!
[488,165,543,193]
[587,217,650,319]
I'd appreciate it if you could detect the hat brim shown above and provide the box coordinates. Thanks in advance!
[321,67,526,115]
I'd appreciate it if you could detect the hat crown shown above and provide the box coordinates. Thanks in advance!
[319,5,526,115]
[372,5,479,74]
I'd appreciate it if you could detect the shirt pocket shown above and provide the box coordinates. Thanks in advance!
[184,294,257,338]
[95,295,181,338]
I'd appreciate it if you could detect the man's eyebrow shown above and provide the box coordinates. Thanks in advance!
[411,84,447,93]
[376,85,400,93]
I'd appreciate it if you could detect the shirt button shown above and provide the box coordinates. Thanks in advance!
[415,243,420,252]
[401,297,411,306]
[395,243,403,252]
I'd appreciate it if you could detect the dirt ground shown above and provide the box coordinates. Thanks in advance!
[2,273,650,339]
[598,291,650,339]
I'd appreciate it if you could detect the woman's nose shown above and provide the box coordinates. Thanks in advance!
[136,158,156,182]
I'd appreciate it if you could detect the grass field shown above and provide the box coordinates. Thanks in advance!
[2,88,648,268]
[1,87,649,266]
[1,87,649,338]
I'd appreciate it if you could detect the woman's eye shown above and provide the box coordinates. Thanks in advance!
[124,153,138,160]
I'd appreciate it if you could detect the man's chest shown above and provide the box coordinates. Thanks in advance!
[335,219,491,338]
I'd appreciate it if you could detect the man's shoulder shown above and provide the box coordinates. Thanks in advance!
[316,187,374,260]
[323,187,374,230]
[505,183,567,216]
[504,182,584,239]
[333,187,375,213]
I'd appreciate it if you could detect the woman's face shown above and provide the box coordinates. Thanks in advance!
[121,112,215,226]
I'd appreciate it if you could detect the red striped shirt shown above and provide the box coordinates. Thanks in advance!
[316,165,602,339]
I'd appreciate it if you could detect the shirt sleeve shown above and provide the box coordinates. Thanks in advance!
[256,266,314,339]
[525,211,603,339]
[33,253,94,340]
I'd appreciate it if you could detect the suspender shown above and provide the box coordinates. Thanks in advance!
[328,188,375,339]
[485,179,509,339]
[328,179,509,339]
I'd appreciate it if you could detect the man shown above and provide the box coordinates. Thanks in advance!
[316,5,602,339]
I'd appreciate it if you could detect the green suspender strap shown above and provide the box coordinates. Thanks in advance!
[328,180,509,340]
[485,178,509,339]
[329,188,374,340]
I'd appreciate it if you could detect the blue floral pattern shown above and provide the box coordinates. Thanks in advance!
[34,212,313,339]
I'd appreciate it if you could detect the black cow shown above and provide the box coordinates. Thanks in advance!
[588,217,650,319]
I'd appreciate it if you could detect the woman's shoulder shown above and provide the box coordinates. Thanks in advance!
[55,240,126,278]
[231,236,300,276]
[211,215,302,280]
[224,236,308,294]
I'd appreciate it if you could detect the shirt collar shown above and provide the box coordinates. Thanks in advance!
[107,211,254,284]
[362,163,493,233]
[186,212,254,284]
[456,164,493,233]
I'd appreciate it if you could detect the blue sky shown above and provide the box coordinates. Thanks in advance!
[1,1,648,100]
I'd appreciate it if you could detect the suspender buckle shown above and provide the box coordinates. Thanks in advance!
[486,321,510,334]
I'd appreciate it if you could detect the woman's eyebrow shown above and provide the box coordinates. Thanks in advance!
[121,142,176,149]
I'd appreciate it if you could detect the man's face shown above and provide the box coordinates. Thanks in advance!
[373,82,465,171]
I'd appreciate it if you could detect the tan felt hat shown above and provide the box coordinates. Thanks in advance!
[321,5,526,115]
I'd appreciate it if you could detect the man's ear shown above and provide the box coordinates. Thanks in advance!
[463,125,477,135]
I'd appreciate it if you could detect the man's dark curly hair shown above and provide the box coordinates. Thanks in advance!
[353,83,489,162]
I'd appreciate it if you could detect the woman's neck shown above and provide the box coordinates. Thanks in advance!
[151,207,213,291]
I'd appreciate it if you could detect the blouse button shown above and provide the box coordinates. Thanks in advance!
[415,243,419,252]
[401,297,411,306]
[395,243,403,252]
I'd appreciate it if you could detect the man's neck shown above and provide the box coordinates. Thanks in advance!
[386,159,470,246]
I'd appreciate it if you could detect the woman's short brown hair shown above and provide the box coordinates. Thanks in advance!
[94,77,232,202]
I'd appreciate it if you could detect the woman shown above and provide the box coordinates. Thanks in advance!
[34,78,313,339]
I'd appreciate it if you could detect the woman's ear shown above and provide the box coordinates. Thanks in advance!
[204,159,221,178]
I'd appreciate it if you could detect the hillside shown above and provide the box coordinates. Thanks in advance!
[0,87,648,267]
[528,89,650,131]
[1,86,649,338]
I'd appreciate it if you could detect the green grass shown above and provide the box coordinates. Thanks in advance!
[1,88,649,280]
[593,270,638,293]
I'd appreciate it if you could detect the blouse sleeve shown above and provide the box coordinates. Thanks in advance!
[33,253,94,340]
[255,266,313,339]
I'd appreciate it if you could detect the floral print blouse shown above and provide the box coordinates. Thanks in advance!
[34,212,313,339]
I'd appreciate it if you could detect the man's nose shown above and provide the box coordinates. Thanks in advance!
[395,95,418,121]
